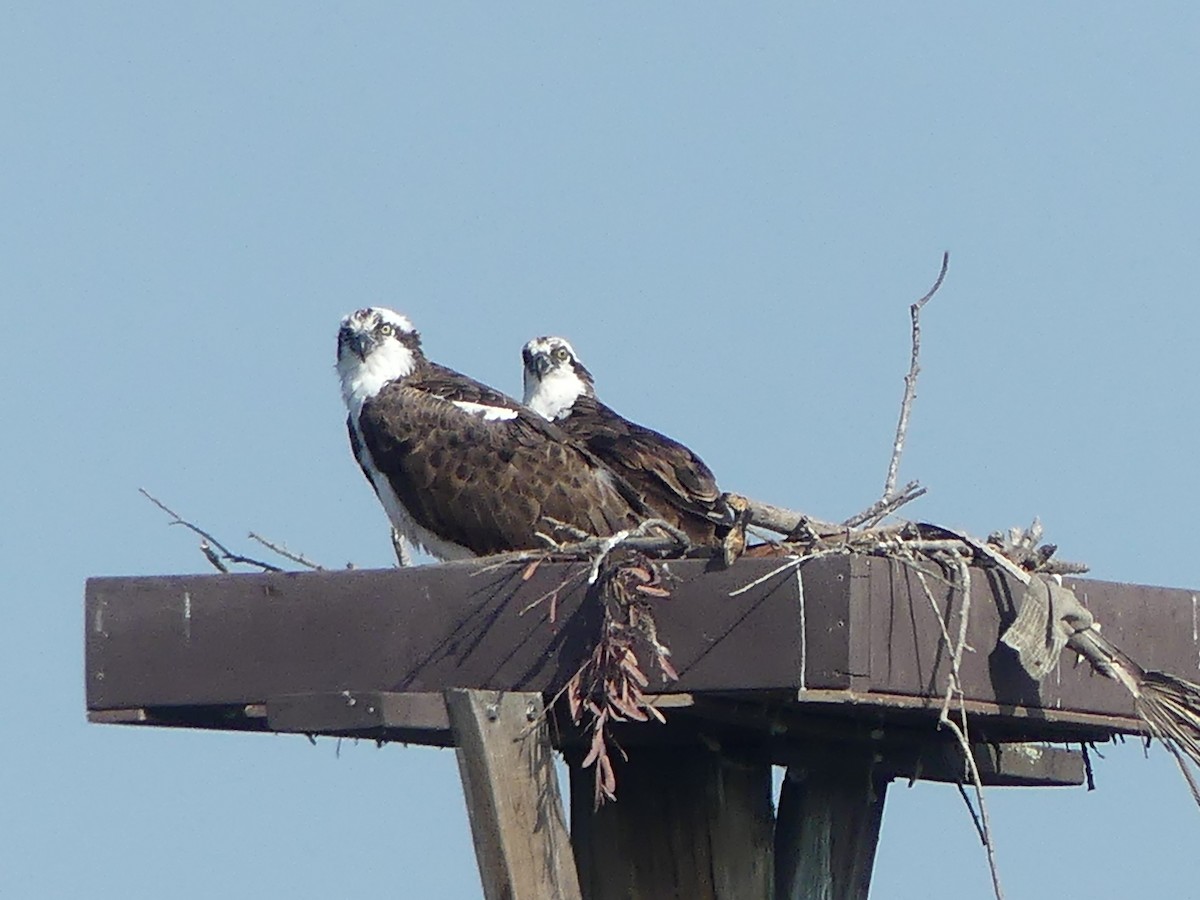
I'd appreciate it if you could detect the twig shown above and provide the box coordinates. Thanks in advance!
[908,546,1003,900]
[562,552,677,806]
[248,532,324,570]
[583,519,687,584]
[729,556,806,598]
[519,564,589,617]
[740,497,839,537]
[540,517,593,542]
[1082,743,1096,791]
[738,253,950,539]
[472,519,696,576]
[882,251,950,501]
[199,541,228,573]
[954,781,988,846]
[842,481,927,529]
[946,552,976,689]
[139,488,282,573]
[740,482,926,539]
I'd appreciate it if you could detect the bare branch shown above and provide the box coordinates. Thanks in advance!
[139,488,283,572]
[740,496,846,538]
[954,781,989,846]
[540,517,592,542]
[248,532,324,571]
[199,540,229,574]
[1082,743,1096,792]
[883,251,950,501]
[470,519,695,575]
[738,256,948,538]
[842,481,927,529]
[906,546,1003,900]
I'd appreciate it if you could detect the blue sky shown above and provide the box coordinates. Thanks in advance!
[3,4,1199,897]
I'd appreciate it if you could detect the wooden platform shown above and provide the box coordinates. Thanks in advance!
[86,555,1197,743]
[85,554,1199,900]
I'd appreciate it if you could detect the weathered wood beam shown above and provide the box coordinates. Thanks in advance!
[569,747,774,900]
[86,692,1086,787]
[670,695,1086,787]
[85,557,1200,743]
[267,690,451,743]
[774,756,889,900]
[446,689,581,900]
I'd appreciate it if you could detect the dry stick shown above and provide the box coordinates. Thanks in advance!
[248,532,324,571]
[582,519,689,584]
[1081,743,1097,791]
[954,782,989,847]
[741,491,924,539]
[139,488,283,573]
[741,255,949,538]
[519,565,589,616]
[936,564,1003,900]
[881,252,951,502]
[908,549,1004,900]
[842,481,927,529]
[471,519,694,576]
[740,498,840,537]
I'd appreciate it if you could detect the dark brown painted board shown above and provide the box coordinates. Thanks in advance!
[85,556,1200,739]
[266,691,450,734]
[861,559,1200,726]
[86,557,820,710]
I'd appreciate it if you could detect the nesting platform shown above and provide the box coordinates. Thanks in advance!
[85,555,1198,900]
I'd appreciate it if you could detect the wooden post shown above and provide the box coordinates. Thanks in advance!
[445,689,582,900]
[569,746,774,900]
[774,756,889,900]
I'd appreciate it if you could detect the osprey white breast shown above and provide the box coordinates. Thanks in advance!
[521,335,593,421]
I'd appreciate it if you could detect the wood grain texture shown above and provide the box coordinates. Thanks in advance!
[446,689,581,900]
[569,747,774,900]
[774,756,889,900]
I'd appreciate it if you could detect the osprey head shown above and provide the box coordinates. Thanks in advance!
[337,307,423,414]
[522,335,595,421]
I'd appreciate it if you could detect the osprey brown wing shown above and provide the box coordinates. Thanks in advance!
[564,394,727,544]
[355,371,646,555]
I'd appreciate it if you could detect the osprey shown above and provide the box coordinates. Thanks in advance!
[521,335,735,547]
[337,308,650,560]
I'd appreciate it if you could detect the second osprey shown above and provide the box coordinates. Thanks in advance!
[522,336,734,546]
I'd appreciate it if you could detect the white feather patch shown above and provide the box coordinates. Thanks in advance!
[338,339,416,418]
[452,400,519,421]
[525,366,587,421]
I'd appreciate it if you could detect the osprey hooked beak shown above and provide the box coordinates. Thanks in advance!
[524,347,554,379]
[341,325,374,362]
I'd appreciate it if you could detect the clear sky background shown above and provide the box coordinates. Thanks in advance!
[3,4,1199,898]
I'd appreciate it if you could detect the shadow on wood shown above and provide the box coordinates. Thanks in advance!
[775,756,888,900]
[569,746,774,900]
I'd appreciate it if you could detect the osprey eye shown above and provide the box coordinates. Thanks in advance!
[553,347,569,361]
[378,323,394,337]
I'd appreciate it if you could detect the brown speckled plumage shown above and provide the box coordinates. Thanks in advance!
[353,361,648,556]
